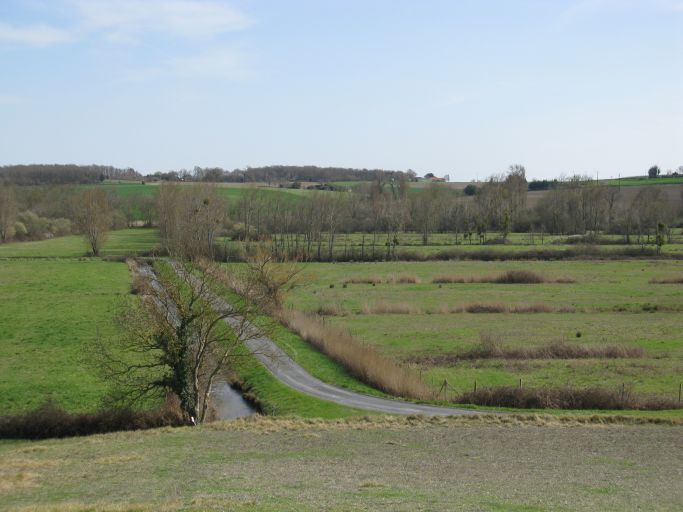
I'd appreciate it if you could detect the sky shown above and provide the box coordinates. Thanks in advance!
[0,0,681,180]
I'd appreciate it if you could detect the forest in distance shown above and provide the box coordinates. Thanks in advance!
[1,163,682,262]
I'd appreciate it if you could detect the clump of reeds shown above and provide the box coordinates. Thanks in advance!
[457,385,679,410]
[431,271,574,285]
[649,275,683,284]
[361,302,419,315]
[342,276,383,285]
[409,334,644,366]
[276,309,432,400]
[315,303,348,316]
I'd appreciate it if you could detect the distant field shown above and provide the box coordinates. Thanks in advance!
[93,181,325,202]
[603,176,683,187]
[1,416,681,511]
[0,229,160,258]
[285,260,683,402]
[0,260,131,414]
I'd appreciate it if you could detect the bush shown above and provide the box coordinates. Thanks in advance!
[0,400,184,440]
[494,270,544,284]
[458,386,679,410]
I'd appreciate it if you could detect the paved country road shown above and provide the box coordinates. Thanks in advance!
[165,261,483,417]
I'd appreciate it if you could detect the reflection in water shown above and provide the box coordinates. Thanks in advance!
[210,381,257,420]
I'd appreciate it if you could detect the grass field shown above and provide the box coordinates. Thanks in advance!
[1,416,681,511]
[0,260,131,414]
[0,229,160,258]
[94,181,322,201]
[603,176,683,187]
[283,260,683,403]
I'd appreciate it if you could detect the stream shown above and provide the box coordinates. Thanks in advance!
[210,381,257,420]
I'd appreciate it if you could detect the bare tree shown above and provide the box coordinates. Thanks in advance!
[98,259,264,424]
[73,189,112,256]
[157,183,226,260]
[0,183,17,242]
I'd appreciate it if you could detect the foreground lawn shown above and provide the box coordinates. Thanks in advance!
[0,229,160,258]
[0,260,130,414]
[1,416,680,511]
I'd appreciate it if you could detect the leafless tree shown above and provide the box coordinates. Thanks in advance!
[98,259,265,424]
[73,189,112,256]
[0,183,17,242]
[157,183,227,260]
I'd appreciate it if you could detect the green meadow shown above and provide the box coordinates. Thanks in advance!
[0,259,130,414]
[284,260,683,401]
[0,229,160,258]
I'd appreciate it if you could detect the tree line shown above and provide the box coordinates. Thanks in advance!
[2,166,681,258]
[152,168,683,262]
[0,164,141,185]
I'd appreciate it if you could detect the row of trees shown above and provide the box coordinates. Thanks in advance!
[150,171,681,263]
[0,164,140,185]
[3,169,681,257]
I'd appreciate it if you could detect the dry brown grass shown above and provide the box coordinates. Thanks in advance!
[204,412,683,432]
[342,274,421,285]
[10,502,182,512]
[357,302,574,315]
[387,273,421,284]
[463,303,507,313]
[361,302,419,315]
[432,275,467,284]
[432,270,574,285]
[276,308,432,400]
[458,385,681,410]
[650,275,683,284]
[342,275,383,285]
[315,303,348,316]
[409,335,645,365]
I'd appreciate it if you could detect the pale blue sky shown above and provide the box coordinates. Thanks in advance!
[1,0,681,179]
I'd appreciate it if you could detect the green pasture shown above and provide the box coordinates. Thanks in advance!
[283,260,683,400]
[0,260,131,414]
[603,176,683,187]
[0,229,160,258]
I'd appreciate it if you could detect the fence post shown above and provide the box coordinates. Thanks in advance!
[474,380,477,393]
[519,378,522,389]
[679,383,681,404]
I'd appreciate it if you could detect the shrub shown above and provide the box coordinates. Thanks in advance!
[0,400,184,440]
[387,274,421,284]
[362,302,419,314]
[409,335,644,365]
[316,303,346,316]
[494,270,544,284]
[650,275,683,284]
[465,303,507,313]
[342,276,383,285]
[457,386,679,410]
[432,275,466,284]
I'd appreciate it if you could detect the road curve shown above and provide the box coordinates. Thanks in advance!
[168,261,482,416]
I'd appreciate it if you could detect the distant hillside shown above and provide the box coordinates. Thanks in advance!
[0,164,141,185]
[186,165,409,183]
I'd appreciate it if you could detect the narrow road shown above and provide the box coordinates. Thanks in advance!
[167,261,482,416]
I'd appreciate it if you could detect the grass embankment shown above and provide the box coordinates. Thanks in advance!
[153,261,368,419]
[1,416,681,511]
[283,260,683,412]
[0,228,160,258]
[0,260,131,414]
